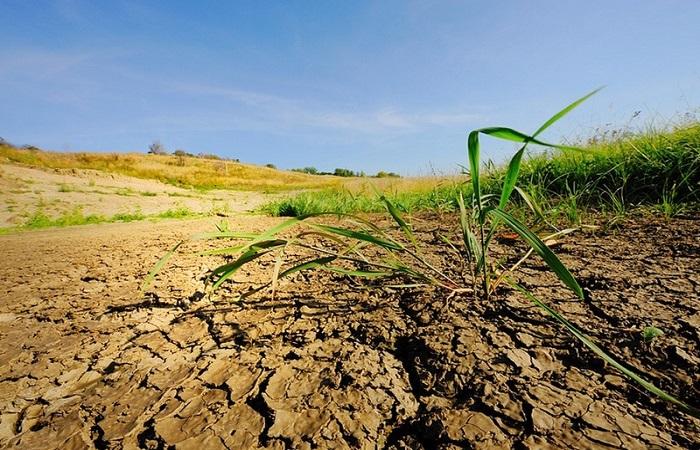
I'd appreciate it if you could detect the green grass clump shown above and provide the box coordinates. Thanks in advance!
[112,211,146,222]
[0,206,202,234]
[264,122,700,218]
[156,207,196,219]
[489,122,700,208]
[23,208,105,229]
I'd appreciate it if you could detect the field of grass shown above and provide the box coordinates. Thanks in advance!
[0,145,342,192]
[263,123,700,219]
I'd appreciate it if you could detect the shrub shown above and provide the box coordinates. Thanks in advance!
[148,141,168,155]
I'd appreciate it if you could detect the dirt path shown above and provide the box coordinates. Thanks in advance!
[0,214,698,449]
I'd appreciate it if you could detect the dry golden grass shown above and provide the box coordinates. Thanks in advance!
[0,145,344,192]
[341,174,462,194]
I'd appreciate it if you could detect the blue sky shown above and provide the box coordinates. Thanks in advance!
[2,1,699,174]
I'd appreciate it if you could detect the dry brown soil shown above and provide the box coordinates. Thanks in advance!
[0,213,698,449]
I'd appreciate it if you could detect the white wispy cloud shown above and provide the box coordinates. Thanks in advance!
[167,82,482,134]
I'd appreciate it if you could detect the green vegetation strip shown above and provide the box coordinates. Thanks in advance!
[0,207,200,234]
[263,122,700,217]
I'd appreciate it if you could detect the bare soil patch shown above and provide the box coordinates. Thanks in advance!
[0,213,698,449]
[0,164,276,228]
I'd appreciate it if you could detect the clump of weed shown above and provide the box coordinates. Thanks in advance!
[23,207,105,229]
[641,326,664,344]
[156,207,196,219]
[112,209,146,222]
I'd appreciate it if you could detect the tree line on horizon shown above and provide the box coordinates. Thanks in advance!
[148,141,400,178]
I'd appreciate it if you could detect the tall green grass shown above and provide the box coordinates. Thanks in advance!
[263,123,700,217]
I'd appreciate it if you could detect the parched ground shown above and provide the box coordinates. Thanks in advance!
[0,213,698,449]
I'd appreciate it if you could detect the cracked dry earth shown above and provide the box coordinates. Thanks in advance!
[0,213,699,449]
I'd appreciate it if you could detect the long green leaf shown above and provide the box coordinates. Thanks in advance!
[467,131,481,208]
[513,186,548,222]
[499,147,526,210]
[380,196,417,247]
[192,231,258,240]
[511,283,700,419]
[278,256,338,278]
[141,241,183,291]
[487,208,583,298]
[323,266,392,278]
[458,192,479,264]
[477,127,582,152]
[309,224,403,251]
[203,239,287,256]
[533,87,603,138]
[211,246,283,291]
[494,88,602,214]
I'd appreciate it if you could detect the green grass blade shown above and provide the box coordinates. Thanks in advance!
[467,131,481,207]
[533,87,603,138]
[323,266,392,278]
[511,283,700,419]
[141,241,183,291]
[513,185,547,222]
[309,224,403,251]
[203,239,287,256]
[458,192,479,264]
[192,231,258,240]
[477,127,581,151]
[200,244,247,256]
[487,208,583,298]
[498,147,526,210]
[380,195,417,247]
[278,256,338,278]
[211,247,279,291]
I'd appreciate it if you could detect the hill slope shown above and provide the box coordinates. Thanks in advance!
[0,145,341,192]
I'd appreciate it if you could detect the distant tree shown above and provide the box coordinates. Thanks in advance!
[376,171,401,178]
[265,163,277,169]
[148,141,167,155]
[197,152,222,160]
[173,149,193,157]
[334,168,357,177]
[291,166,319,175]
